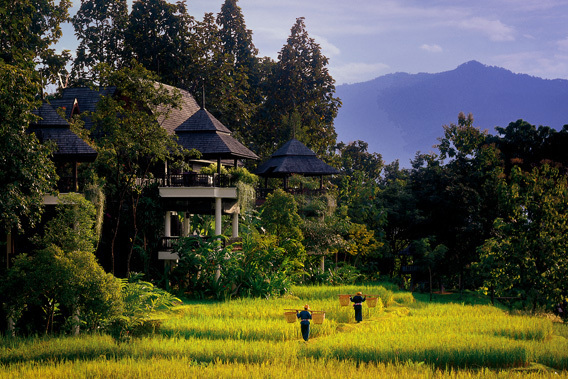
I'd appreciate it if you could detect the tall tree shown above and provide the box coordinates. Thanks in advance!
[216,0,257,68]
[336,140,383,182]
[0,0,71,86]
[489,120,568,175]
[376,161,418,277]
[334,140,385,243]
[71,0,128,84]
[125,0,193,88]
[257,17,340,158]
[477,164,568,311]
[213,0,261,141]
[0,63,57,236]
[184,13,228,105]
[409,113,502,290]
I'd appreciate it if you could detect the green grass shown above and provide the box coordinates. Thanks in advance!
[1,284,567,378]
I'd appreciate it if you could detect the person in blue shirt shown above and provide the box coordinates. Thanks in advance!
[296,304,312,341]
[350,291,366,323]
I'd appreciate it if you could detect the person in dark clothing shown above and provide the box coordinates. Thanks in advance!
[296,304,312,341]
[350,291,366,323]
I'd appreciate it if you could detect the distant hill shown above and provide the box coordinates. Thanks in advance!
[334,60,568,166]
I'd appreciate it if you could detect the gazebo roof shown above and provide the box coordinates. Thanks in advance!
[255,139,340,177]
[156,84,201,135]
[175,108,231,133]
[174,108,258,160]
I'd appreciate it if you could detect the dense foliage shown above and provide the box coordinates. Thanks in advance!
[2,0,568,342]
[0,63,57,234]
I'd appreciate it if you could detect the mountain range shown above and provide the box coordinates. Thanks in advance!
[334,60,568,166]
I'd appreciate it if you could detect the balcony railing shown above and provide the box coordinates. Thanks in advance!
[135,173,235,188]
[160,236,243,251]
[164,173,234,188]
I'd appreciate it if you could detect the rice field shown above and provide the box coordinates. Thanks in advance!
[1,284,567,378]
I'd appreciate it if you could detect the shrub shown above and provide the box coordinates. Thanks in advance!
[107,273,180,341]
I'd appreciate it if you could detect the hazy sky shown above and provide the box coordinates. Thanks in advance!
[59,0,568,85]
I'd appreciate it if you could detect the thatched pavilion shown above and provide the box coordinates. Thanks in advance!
[174,108,259,174]
[255,138,340,198]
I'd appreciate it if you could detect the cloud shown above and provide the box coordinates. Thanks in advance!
[313,34,341,57]
[420,44,443,53]
[330,62,390,85]
[493,51,568,80]
[557,36,568,51]
[455,17,515,42]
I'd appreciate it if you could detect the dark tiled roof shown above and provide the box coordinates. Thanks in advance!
[161,86,257,160]
[56,84,258,161]
[156,84,201,135]
[31,102,69,127]
[30,127,97,161]
[272,138,317,157]
[256,139,340,176]
[57,87,117,130]
[177,132,258,160]
[30,101,97,161]
[175,108,231,133]
[60,87,116,114]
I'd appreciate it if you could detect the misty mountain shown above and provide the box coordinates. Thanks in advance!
[334,60,568,166]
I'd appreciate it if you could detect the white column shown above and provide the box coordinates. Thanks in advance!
[182,212,190,237]
[232,209,239,238]
[164,211,171,237]
[215,198,222,236]
[214,198,222,282]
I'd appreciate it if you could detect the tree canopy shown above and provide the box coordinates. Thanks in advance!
[71,0,128,84]
[0,0,71,86]
[0,63,57,234]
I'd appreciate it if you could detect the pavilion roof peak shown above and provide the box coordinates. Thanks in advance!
[272,138,316,157]
[255,138,339,177]
[175,108,231,134]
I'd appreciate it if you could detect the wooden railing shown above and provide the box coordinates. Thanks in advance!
[160,236,243,251]
[164,173,234,188]
[135,173,235,188]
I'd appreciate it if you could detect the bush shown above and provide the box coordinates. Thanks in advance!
[1,247,123,336]
[107,273,180,341]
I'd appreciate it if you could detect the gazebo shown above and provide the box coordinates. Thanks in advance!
[255,138,340,197]
[174,107,259,173]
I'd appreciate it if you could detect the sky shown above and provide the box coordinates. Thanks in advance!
[58,0,568,85]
